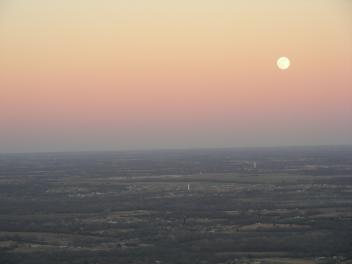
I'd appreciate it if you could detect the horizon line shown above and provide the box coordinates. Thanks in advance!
[1,144,352,155]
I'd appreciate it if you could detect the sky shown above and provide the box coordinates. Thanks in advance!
[0,0,351,153]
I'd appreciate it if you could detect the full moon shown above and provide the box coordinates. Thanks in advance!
[277,57,290,70]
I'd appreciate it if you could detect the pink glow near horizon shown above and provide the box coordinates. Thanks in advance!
[0,0,351,152]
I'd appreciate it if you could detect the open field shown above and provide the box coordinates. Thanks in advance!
[0,146,351,263]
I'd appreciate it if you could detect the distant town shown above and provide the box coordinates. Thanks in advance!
[0,146,351,263]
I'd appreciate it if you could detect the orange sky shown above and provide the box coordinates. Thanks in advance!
[0,0,351,152]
